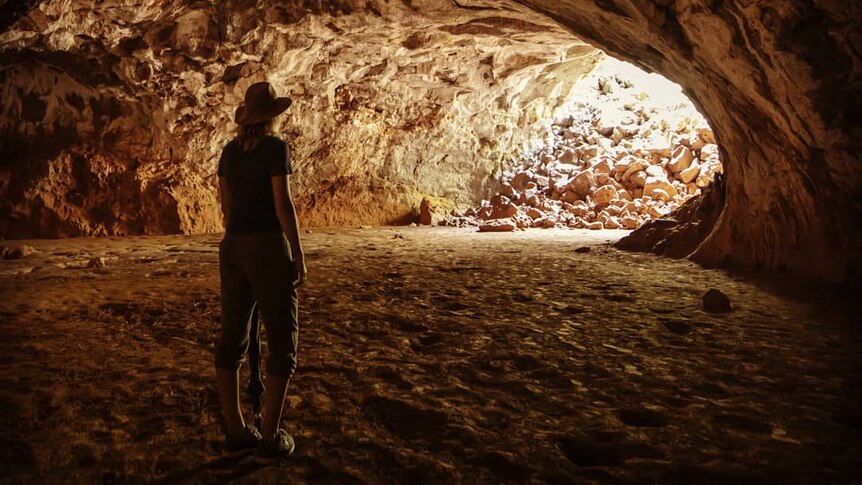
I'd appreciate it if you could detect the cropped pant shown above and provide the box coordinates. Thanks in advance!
[216,233,299,378]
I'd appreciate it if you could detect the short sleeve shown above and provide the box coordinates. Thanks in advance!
[268,140,292,176]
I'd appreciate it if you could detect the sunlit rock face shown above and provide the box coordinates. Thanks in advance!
[1,1,860,281]
[0,0,600,235]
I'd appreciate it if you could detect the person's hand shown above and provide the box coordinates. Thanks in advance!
[292,258,308,287]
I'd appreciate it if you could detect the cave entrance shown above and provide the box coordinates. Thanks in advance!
[447,57,723,232]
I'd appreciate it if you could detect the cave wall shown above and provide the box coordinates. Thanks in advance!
[516,0,861,281]
[0,0,601,235]
[1,0,860,281]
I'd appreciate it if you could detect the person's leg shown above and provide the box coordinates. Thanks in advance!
[246,235,300,442]
[216,368,244,438]
[216,236,255,440]
[261,373,291,441]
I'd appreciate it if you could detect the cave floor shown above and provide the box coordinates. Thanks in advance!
[0,227,859,484]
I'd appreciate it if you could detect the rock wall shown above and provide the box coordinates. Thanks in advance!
[516,0,861,280]
[0,0,601,236]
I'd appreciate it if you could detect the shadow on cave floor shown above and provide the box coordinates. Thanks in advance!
[0,227,859,484]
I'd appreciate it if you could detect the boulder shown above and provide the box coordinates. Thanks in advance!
[561,190,581,204]
[645,164,666,178]
[592,185,618,208]
[695,126,716,145]
[643,176,678,199]
[565,200,590,216]
[668,145,694,173]
[621,215,640,229]
[559,150,577,164]
[568,169,597,197]
[489,201,518,220]
[592,158,614,175]
[629,171,647,188]
[621,159,648,181]
[614,155,635,173]
[650,188,671,202]
[644,135,672,158]
[577,144,599,159]
[419,198,443,225]
[479,220,517,232]
[604,217,622,229]
[510,171,534,191]
[647,204,670,218]
[526,207,544,219]
[703,288,732,313]
[678,162,700,184]
[6,245,38,259]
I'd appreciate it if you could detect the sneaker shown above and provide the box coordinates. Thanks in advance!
[224,424,262,453]
[259,429,295,458]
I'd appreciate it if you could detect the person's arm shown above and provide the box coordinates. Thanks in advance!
[272,175,307,286]
[217,144,231,230]
[218,176,231,229]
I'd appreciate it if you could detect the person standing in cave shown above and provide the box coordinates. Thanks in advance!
[214,81,307,458]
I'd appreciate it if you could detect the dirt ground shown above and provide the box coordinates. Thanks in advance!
[0,227,859,484]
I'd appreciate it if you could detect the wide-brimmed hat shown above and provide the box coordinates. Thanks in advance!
[234,81,292,126]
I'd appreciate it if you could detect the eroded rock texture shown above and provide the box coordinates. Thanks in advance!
[516,0,861,280]
[0,0,599,235]
[1,0,860,281]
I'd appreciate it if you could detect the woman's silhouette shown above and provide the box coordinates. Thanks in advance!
[214,81,307,457]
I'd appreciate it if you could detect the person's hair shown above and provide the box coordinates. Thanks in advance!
[237,118,280,151]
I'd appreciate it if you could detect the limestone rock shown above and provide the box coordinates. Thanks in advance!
[568,170,597,197]
[668,146,694,173]
[621,215,639,229]
[603,217,622,229]
[559,150,577,164]
[678,163,700,184]
[592,159,614,175]
[511,171,534,192]
[487,196,518,220]
[419,197,453,226]
[479,219,517,232]
[592,185,618,208]
[643,177,678,199]
[650,188,671,203]
[627,171,647,188]
[645,165,666,178]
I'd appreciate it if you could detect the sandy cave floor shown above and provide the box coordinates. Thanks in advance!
[0,227,859,484]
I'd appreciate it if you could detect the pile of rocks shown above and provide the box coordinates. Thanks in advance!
[437,67,723,231]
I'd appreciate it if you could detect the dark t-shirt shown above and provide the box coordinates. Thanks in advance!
[217,135,292,234]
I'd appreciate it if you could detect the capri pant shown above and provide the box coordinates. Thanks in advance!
[216,233,299,378]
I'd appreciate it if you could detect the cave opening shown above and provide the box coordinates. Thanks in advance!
[441,56,723,232]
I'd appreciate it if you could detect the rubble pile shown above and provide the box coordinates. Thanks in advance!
[438,66,723,231]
